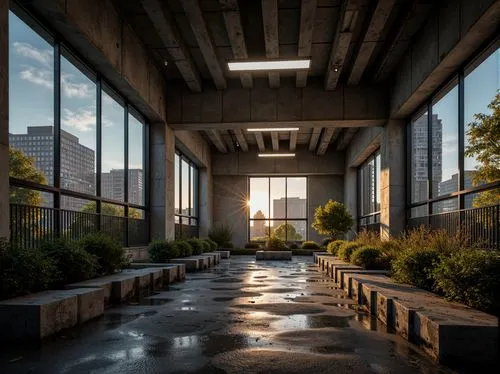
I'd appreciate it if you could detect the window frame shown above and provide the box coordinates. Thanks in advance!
[248,176,308,242]
[174,150,199,238]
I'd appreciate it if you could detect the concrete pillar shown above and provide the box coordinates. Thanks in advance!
[344,166,357,240]
[150,122,175,241]
[198,166,212,238]
[0,0,9,239]
[380,120,406,239]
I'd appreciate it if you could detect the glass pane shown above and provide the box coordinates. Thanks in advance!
[175,154,180,214]
[270,219,286,239]
[411,112,429,203]
[432,83,459,197]
[464,47,500,188]
[375,153,381,211]
[250,220,269,241]
[270,177,286,219]
[410,205,427,218]
[128,112,144,205]
[9,12,54,186]
[465,188,500,209]
[286,177,307,218]
[9,186,53,208]
[101,89,125,201]
[249,178,269,219]
[191,165,198,217]
[101,203,125,217]
[432,198,458,214]
[60,54,96,195]
[285,220,307,241]
[61,195,95,212]
[181,158,189,216]
[130,208,145,219]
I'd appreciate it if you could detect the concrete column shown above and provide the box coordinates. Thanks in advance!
[344,166,357,240]
[380,120,406,239]
[198,166,212,238]
[0,0,9,239]
[150,122,175,241]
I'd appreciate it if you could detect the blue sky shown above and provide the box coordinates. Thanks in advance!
[9,11,144,173]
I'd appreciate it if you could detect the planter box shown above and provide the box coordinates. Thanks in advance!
[215,250,230,259]
[256,251,292,260]
[169,258,199,272]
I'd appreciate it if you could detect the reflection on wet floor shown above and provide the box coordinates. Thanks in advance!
[0,256,457,374]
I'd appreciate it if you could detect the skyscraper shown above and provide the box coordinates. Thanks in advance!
[101,169,144,205]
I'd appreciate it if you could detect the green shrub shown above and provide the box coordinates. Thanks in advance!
[312,200,354,238]
[186,238,204,255]
[391,247,441,291]
[327,240,346,255]
[266,237,288,251]
[221,242,234,248]
[245,242,260,249]
[201,239,212,252]
[79,233,128,275]
[208,224,233,248]
[205,238,218,251]
[148,240,180,262]
[40,238,98,285]
[288,243,299,249]
[0,239,57,300]
[301,241,320,249]
[350,246,388,270]
[433,250,500,314]
[175,240,193,257]
[337,242,362,261]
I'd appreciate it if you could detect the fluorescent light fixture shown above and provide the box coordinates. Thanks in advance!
[247,128,299,132]
[258,153,296,158]
[228,59,310,71]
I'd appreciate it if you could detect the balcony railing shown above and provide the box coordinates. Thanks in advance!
[407,204,500,250]
[10,203,149,249]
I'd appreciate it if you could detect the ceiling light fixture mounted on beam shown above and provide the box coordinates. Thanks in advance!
[228,59,311,71]
[258,153,296,158]
[247,128,299,132]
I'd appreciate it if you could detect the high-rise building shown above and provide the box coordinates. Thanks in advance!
[101,169,144,205]
[411,114,443,203]
[9,126,95,211]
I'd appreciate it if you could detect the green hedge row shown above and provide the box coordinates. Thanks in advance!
[333,229,500,315]
[0,233,128,301]
[148,238,217,263]
[244,238,323,251]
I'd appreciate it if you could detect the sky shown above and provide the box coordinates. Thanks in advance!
[8,11,144,174]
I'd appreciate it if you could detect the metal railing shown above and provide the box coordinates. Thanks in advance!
[10,203,149,249]
[407,204,500,250]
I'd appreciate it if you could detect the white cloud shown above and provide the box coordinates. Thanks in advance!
[13,42,53,67]
[19,66,53,89]
[62,107,96,132]
[61,73,93,98]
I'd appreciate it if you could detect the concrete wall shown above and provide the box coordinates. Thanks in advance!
[390,0,500,118]
[0,0,9,238]
[212,149,344,176]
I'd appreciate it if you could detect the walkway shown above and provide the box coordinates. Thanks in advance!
[0,256,454,373]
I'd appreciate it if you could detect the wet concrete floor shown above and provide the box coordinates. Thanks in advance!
[0,256,457,373]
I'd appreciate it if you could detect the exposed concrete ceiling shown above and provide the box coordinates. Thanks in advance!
[122,0,436,153]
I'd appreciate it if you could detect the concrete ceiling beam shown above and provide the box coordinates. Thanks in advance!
[324,0,368,90]
[224,132,236,152]
[348,0,397,85]
[289,131,297,152]
[140,0,202,92]
[262,0,280,88]
[316,128,338,155]
[207,130,228,153]
[181,0,227,89]
[271,131,279,151]
[336,128,359,150]
[233,129,249,151]
[255,132,266,152]
[296,0,317,88]
[308,127,322,152]
[219,0,253,89]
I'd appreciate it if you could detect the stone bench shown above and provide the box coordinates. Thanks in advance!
[313,251,329,264]
[256,250,292,260]
[343,272,499,366]
[129,263,184,284]
[215,250,230,259]
[122,268,163,292]
[203,252,220,264]
[169,258,199,272]
[189,255,211,269]
[0,288,103,341]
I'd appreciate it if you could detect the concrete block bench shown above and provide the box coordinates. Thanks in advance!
[256,250,292,260]
[203,252,220,265]
[189,255,211,269]
[0,288,103,341]
[169,258,199,272]
[215,250,230,259]
[313,251,329,264]
[343,272,499,366]
[122,268,163,292]
[130,263,184,284]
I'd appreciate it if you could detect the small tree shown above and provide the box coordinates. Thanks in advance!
[312,200,353,239]
[272,222,302,241]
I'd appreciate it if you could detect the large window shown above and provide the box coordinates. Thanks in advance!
[8,9,149,247]
[407,41,499,219]
[358,152,380,230]
[249,177,307,242]
[174,152,199,238]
